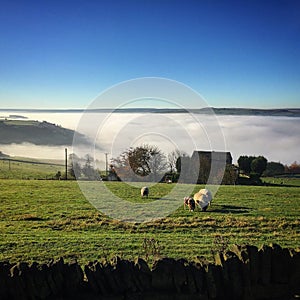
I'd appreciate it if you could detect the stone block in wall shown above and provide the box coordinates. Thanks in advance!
[173,259,209,296]
[84,262,97,294]
[36,262,60,299]
[9,262,29,300]
[46,258,66,296]
[110,256,141,294]
[229,244,253,298]
[205,263,224,299]
[86,260,117,295]
[189,261,208,297]
[0,261,11,300]
[152,258,176,291]
[9,262,53,300]
[258,245,272,285]
[40,258,84,298]
[270,243,291,284]
[23,262,44,300]
[63,260,84,295]
[84,261,108,295]
[289,249,300,296]
[184,263,198,294]
[102,260,121,294]
[172,259,188,293]
[6,258,86,300]
[108,257,129,294]
[134,257,151,291]
[221,251,244,299]
[85,257,151,297]
[245,245,259,285]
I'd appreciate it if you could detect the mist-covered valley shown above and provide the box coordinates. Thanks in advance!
[0,110,299,166]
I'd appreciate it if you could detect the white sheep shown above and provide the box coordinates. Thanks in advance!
[193,189,212,211]
[141,186,149,198]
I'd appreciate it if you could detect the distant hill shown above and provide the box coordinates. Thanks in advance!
[110,107,300,116]
[0,119,88,145]
[1,107,299,117]
[209,108,300,117]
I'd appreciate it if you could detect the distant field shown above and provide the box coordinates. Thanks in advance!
[0,119,88,145]
[0,179,299,265]
[0,159,64,179]
[262,176,300,187]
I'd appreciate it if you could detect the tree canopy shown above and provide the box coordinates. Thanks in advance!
[251,156,268,176]
[263,161,285,176]
[238,155,268,176]
[237,156,256,174]
[111,144,167,182]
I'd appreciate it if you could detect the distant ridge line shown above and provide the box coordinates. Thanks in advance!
[0,107,300,117]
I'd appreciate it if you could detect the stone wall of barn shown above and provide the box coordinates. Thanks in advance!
[0,243,299,300]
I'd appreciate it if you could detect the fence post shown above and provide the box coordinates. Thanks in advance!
[65,148,68,180]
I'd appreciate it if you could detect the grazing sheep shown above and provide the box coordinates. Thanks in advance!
[141,186,149,198]
[193,189,212,212]
[183,196,196,211]
[183,196,190,209]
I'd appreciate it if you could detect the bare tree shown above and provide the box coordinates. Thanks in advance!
[147,145,167,181]
[167,149,182,173]
[82,154,99,180]
[68,153,82,179]
[112,144,167,182]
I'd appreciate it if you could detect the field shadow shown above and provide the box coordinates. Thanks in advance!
[264,182,300,188]
[210,204,251,214]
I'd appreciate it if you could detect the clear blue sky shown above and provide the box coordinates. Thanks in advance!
[0,0,299,109]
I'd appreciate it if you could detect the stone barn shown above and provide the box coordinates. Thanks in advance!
[179,150,233,184]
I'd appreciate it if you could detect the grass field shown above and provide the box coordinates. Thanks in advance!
[0,179,299,265]
[263,176,300,187]
[0,159,65,179]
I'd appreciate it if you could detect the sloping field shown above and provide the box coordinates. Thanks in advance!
[0,179,299,265]
[0,158,64,179]
[0,119,88,145]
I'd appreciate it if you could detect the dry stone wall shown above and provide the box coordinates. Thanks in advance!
[0,244,299,300]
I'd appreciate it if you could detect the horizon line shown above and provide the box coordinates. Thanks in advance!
[1,107,300,112]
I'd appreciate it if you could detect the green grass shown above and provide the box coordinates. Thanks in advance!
[0,160,65,179]
[262,176,300,187]
[0,179,299,265]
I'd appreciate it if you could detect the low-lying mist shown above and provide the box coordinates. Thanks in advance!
[0,111,299,166]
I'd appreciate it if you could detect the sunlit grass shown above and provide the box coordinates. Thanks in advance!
[262,176,300,187]
[0,160,64,179]
[0,179,299,265]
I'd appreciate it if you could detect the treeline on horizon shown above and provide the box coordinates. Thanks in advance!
[1,107,300,117]
[1,146,299,184]
[65,145,300,185]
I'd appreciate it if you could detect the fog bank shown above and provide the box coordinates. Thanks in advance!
[0,111,299,165]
